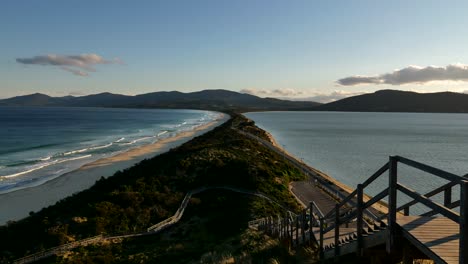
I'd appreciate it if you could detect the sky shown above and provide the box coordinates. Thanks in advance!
[2,0,468,102]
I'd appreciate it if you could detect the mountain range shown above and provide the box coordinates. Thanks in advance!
[314,89,468,113]
[0,90,320,112]
[2,89,468,113]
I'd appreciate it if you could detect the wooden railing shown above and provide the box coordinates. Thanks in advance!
[316,156,468,264]
[251,201,324,249]
[14,185,293,264]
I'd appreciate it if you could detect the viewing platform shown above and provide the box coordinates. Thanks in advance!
[255,156,467,264]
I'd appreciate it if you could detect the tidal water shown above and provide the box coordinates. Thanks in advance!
[246,111,468,212]
[0,106,219,194]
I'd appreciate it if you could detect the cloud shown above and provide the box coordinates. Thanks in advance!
[61,66,89,76]
[240,88,304,97]
[240,88,362,103]
[304,91,363,103]
[337,64,468,86]
[16,53,122,76]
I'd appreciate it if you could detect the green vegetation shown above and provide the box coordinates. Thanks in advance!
[0,114,308,263]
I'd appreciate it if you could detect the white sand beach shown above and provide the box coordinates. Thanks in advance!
[0,113,228,225]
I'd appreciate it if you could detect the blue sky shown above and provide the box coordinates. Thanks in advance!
[2,0,468,101]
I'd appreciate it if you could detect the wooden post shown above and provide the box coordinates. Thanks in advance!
[387,156,398,254]
[356,184,364,257]
[302,209,306,245]
[460,181,468,264]
[334,205,340,259]
[268,216,272,235]
[310,202,314,246]
[290,215,294,247]
[296,215,299,247]
[280,217,283,239]
[281,216,286,239]
[275,217,279,237]
[319,218,324,258]
[283,216,286,239]
[444,187,452,207]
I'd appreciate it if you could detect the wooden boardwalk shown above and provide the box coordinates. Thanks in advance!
[286,156,467,263]
[239,129,467,263]
[399,216,460,264]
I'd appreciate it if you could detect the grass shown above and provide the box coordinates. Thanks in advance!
[0,114,309,263]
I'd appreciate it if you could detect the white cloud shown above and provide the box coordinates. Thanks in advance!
[303,90,363,103]
[240,88,363,103]
[337,64,468,86]
[16,53,122,76]
[240,88,303,97]
[61,66,89,76]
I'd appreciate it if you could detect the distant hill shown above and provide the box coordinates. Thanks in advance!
[0,89,321,112]
[315,90,468,113]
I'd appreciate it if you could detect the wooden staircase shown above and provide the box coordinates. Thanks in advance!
[254,156,468,264]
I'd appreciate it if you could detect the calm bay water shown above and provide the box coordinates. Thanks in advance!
[246,111,468,210]
[0,107,219,194]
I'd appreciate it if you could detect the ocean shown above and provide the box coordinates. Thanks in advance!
[0,106,219,194]
[246,111,468,212]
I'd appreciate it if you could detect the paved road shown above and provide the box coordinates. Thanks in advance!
[290,181,337,216]
[236,127,386,223]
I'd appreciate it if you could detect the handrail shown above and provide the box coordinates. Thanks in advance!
[316,156,467,263]
[396,156,464,183]
[361,162,389,188]
[396,174,468,215]
[363,188,388,211]
[421,200,460,217]
[311,201,325,218]
[322,189,357,219]
[396,183,460,223]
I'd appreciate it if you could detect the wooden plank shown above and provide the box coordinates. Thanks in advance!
[387,156,398,254]
[460,181,468,264]
[397,183,460,223]
[399,216,459,264]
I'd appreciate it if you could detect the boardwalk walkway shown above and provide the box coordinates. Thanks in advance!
[251,155,467,263]
[399,216,460,264]
[14,186,293,264]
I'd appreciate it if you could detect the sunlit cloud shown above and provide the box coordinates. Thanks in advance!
[304,90,364,103]
[337,64,468,86]
[16,53,122,76]
[240,88,363,103]
[240,88,304,97]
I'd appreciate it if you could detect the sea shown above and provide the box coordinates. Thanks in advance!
[0,106,219,194]
[246,111,468,212]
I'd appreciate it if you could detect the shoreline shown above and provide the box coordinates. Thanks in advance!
[262,128,390,215]
[0,113,228,225]
[265,129,357,195]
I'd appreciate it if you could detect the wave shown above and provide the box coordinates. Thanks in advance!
[175,121,188,128]
[157,131,168,137]
[120,136,154,145]
[0,154,92,179]
[89,142,113,150]
[64,148,89,156]
[4,155,53,168]
[115,137,125,143]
